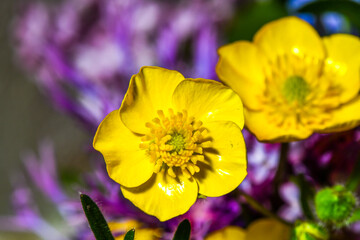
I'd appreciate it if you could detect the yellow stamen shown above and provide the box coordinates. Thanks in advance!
[140,109,211,178]
[260,53,342,130]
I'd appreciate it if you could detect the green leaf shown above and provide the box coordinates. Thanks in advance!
[346,155,360,191]
[80,194,115,240]
[124,229,135,240]
[292,175,315,220]
[172,219,191,240]
[298,0,360,29]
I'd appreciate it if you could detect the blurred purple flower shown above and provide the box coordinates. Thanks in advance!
[14,0,236,129]
[239,130,280,205]
[278,182,302,222]
[0,175,71,240]
[22,140,66,203]
[288,128,360,185]
[1,140,243,239]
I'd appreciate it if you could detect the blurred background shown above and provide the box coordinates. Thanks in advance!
[0,0,359,239]
[0,0,89,239]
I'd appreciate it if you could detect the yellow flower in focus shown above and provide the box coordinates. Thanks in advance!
[216,17,360,142]
[93,66,247,221]
[205,218,291,240]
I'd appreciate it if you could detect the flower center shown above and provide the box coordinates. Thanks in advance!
[167,132,186,153]
[140,109,212,179]
[260,53,343,130]
[281,75,310,105]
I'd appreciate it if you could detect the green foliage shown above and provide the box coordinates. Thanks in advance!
[291,221,329,240]
[80,194,115,240]
[298,0,360,30]
[226,0,287,42]
[124,229,135,240]
[172,219,191,240]
[315,185,356,227]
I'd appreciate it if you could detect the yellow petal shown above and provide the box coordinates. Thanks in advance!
[121,171,198,222]
[195,121,247,197]
[322,34,360,103]
[317,96,360,133]
[205,226,246,240]
[115,229,162,240]
[245,218,291,240]
[108,220,142,234]
[120,66,185,134]
[172,79,245,129]
[254,17,325,61]
[244,109,313,142]
[93,110,154,188]
[216,41,267,110]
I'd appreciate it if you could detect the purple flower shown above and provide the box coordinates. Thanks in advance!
[239,130,280,205]
[2,140,243,239]
[0,175,71,240]
[278,182,302,221]
[14,0,236,130]
[288,128,360,185]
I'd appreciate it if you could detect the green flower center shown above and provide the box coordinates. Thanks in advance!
[167,132,186,153]
[282,76,310,104]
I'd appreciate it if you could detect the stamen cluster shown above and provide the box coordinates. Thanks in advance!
[140,109,212,178]
[260,53,342,130]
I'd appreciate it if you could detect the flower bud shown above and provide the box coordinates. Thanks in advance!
[291,221,329,240]
[315,185,356,226]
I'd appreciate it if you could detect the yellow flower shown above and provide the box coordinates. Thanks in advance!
[205,218,291,240]
[216,17,360,142]
[108,220,162,240]
[93,66,247,221]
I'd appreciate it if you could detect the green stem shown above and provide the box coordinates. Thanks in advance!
[295,174,314,220]
[274,143,289,190]
[346,154,360,191]
[239,190,293,227]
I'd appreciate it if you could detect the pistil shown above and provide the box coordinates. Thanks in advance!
[281,75,310,105]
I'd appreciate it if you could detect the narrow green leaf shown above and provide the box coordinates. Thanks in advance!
[80,194,115,240]
[346,155,360,191]
[292,175,315,220]
[172,219,191,240]
[298,0,360,29]
[124,229,135,240]
[348,208,360,224]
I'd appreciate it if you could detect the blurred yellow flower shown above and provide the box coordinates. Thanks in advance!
[93,66,247,221]
[108,220,162,240]
[205,218,291,240]
[217,17,360,142]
